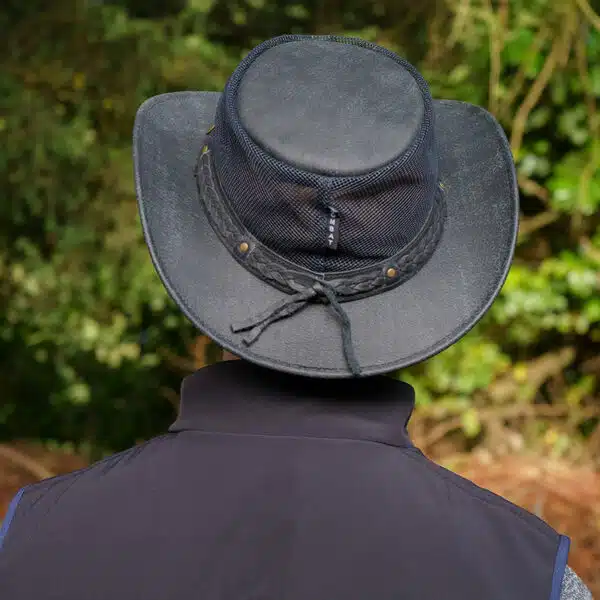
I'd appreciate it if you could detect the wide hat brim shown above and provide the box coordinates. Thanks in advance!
[134,91,518,378]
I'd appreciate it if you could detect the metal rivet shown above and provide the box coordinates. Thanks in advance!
[386,267,397,278]
[239,242,249,253]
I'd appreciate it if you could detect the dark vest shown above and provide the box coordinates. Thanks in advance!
[0,361,570,600]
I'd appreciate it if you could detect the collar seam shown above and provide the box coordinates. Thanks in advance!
[169,427,414,450]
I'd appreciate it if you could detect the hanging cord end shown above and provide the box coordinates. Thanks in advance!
[230,282,362,376]
[315,283,362,377]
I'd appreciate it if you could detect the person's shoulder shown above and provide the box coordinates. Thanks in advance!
[1,434,175,544]
[405,451,594,598]
[401,448,558,540]
[20,438,155,496]
[561,566,593,600]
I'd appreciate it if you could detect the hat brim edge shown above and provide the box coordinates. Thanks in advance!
[134,92,518,379]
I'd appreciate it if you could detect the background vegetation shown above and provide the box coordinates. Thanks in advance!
[3,0,599,459]
[1,0,600,581]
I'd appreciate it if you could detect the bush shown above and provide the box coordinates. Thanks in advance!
[1,0,599,461]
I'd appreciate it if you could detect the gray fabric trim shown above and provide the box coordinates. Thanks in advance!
[561,566,593,600]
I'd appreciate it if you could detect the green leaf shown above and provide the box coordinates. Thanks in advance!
[461,409,482,439]
[284,4,309,19]
[68,382,91,405]
[503,28,535,66]
[232,8,247,25]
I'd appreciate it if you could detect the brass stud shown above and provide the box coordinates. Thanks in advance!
[386,267,397,279]
[239,241,250,254]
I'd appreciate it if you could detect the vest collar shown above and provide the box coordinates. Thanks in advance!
[169,361,415,448]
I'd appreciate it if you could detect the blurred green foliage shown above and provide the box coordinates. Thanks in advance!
[1,0,599,460]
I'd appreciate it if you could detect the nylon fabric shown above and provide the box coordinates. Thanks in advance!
[0,362,572,600]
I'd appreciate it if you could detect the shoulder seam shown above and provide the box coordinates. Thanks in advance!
[22,434,175,495]
[14,434,176,520]
[399,448,558,540]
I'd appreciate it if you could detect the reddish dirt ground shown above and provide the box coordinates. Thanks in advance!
[1,443,598,595]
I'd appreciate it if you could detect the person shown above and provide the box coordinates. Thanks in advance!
[0,35,592,599]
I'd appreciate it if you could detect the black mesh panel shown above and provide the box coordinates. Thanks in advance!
[209,35,439,273]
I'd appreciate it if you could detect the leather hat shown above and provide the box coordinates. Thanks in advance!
[133,35,518,378]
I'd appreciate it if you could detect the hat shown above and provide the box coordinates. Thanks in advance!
[133,35,518,379]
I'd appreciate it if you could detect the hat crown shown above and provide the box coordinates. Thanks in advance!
[238,39,426,176]
[210,35,440,273]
